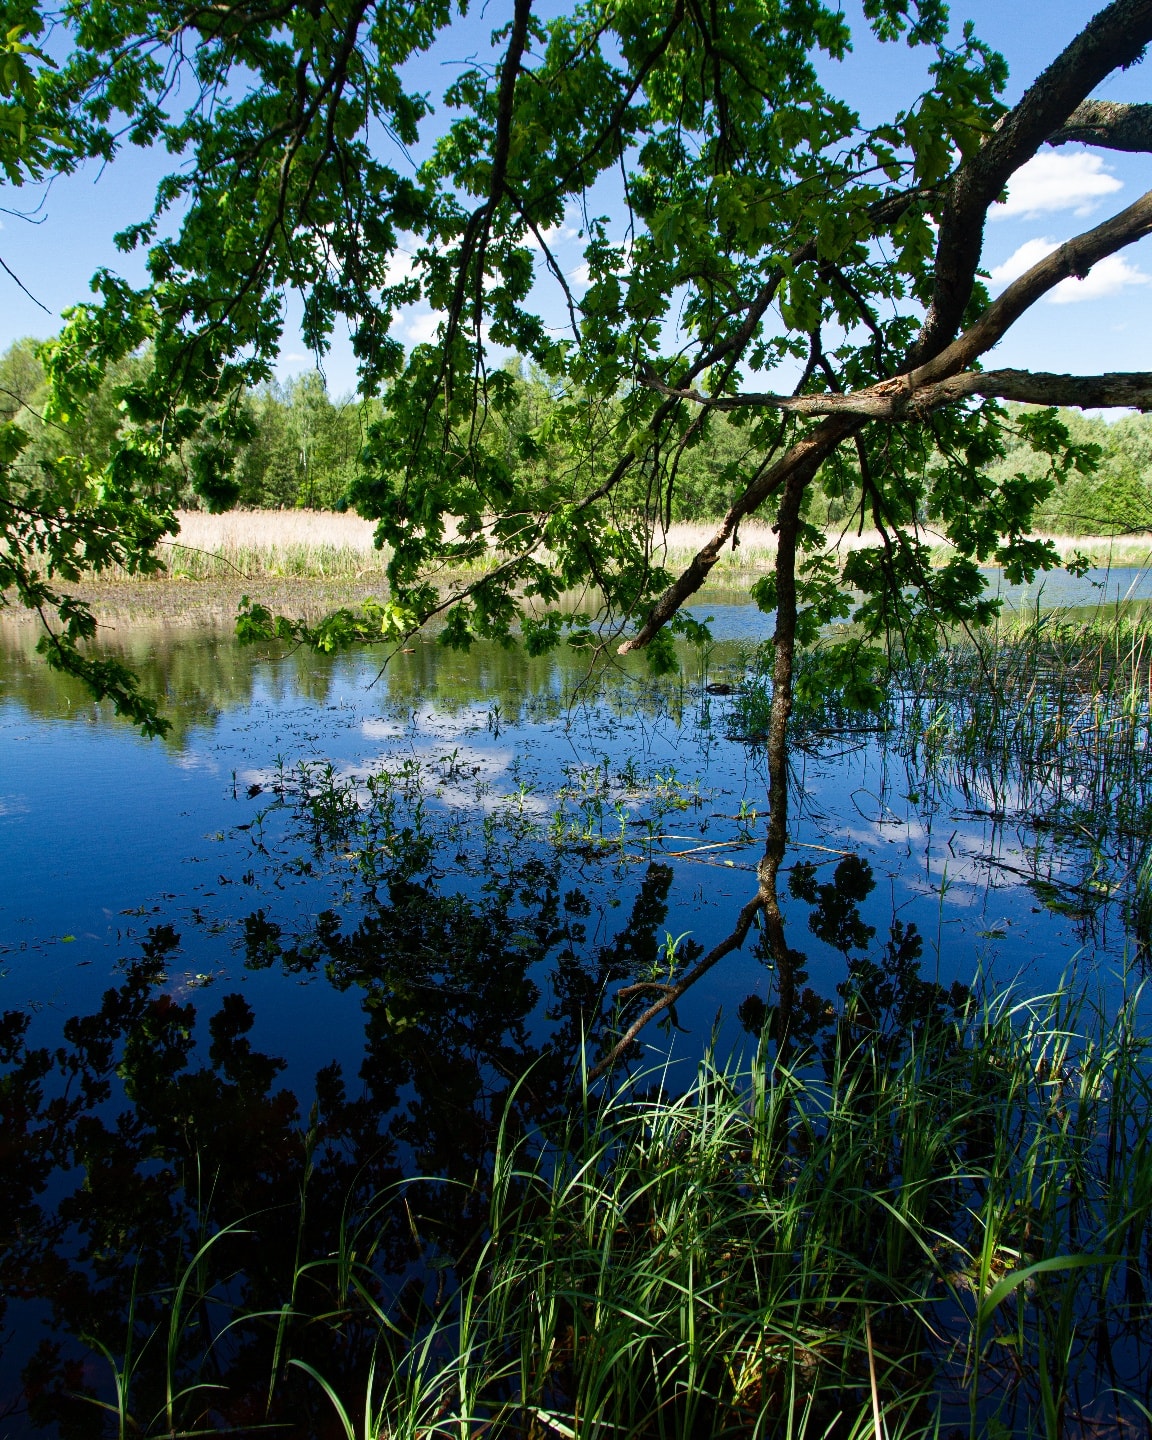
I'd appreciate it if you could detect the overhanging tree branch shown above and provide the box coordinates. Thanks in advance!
[913,0,1152,363]
[625,186,1152,650]
[1048,99,1152,152]
[641,369,1152,418]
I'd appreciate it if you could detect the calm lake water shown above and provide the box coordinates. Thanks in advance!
[1,572,1149,1430]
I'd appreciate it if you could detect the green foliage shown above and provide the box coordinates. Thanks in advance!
[0,366,176,732]
[235,372,370,510]
[0,6,70,186]
[991,405,1152,536]
[1,0,1147,727]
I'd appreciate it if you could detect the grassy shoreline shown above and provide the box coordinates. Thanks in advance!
[5,508,1150,630]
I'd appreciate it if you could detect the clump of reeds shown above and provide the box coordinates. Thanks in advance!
[732,601,1152,935]
[75,979,1152,1439]
[897,605,1152,845]
[158,507,391,580]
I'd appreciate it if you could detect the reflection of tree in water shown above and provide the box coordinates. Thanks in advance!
[2,922,401,1433]
[736,853,969,1062]
[7,810,1117,1437]
[0,682,996,1436]
[0,620,712,750]
[0,839,687,1433]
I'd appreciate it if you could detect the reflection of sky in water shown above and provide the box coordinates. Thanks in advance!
[0,601,1146,1422]
[0,603,1140,1092]
[991,564,1152,611]
[686,566,1152,641]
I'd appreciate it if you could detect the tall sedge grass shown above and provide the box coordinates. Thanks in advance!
[735,601,1152,891]
[84,979,1152,1438]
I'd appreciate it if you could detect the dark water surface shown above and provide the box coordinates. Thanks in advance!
[0,585,1148,1432]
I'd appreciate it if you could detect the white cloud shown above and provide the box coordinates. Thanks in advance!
[523,208,583,254]
[401,308,441,344]
[993,151,1122,220]
[989,237,1059,285]
[384,248,417,288]
[988,238,1149,302]
[524,219,579,252]
[1049,253,1150,303]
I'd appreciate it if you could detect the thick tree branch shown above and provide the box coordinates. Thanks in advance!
[644,369,1152,417]
[653,191,1152,407]
[625,185,1152,651]
[913,0,1152,363]
[936,368,1152,410]
[924,187,1152,381]
[1049,99,1152,152]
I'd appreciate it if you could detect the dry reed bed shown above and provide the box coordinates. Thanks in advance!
[7,508,1149,628]
[163,508,388,578]
[163,511,1152,577]
[21,508,1143,631]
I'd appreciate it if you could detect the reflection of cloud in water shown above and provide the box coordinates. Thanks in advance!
[819,818,1036,906]
[243,737,552,817]
[361,716,407,740]
[367,740,553,816]
[362,705,501,744]
[363,739,512,780]
[409,703,498,739]
[437,781,551,817]
[173,751,221,773]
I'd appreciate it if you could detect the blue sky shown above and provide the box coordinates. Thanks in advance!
[0,1,1147,397]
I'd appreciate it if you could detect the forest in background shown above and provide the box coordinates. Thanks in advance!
[3,335,1150,535]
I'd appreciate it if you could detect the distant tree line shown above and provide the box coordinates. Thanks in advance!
[0,338,367,512]
[3,336,1150,534]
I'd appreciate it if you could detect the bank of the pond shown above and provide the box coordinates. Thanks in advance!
[8,557,1152,637]
[8,508,1152,630]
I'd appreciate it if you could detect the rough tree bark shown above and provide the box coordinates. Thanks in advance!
[1048,99,1152,151]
